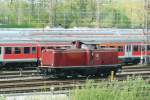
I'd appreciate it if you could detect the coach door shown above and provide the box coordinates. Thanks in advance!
[125,44,132,57]
[0,47,3,62]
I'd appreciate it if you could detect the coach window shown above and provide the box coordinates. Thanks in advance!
[147,45,150,51]
[41,47,45,51]
[5,47,12,54]
[110,46,114,48]
[47,47,53,49]
[118,46,123,52]
[133,45,138,52]
[15,47,21,54]
[101,46,105,48]
[139,46,141,51]
[56,47,61,49]
[0,47,1,54]
[24,47,30,54]
[32,47,36,54]
[142,46,145,51]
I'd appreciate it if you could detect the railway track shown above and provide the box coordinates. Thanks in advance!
[0,69,39,79]
[0,77,107,94]
[118,64,150,76]
[116,64,150,80]
[0,64,150,94]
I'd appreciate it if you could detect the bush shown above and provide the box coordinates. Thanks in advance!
[72,76,150,100]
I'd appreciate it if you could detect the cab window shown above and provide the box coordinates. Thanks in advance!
[15,47,21,54]
[5,47,12,54]
[24,47,30,54]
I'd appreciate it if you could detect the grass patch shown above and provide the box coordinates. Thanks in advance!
[72,76,150,100]
[0,95,5,100]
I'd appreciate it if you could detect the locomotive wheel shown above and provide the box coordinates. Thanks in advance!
[56,74,67,79]
[96,70,112,78]
[39,68,48,76]
[101,72,109,77]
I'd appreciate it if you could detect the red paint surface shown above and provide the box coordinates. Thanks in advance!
[132,52,141,56]
[85,50,91,65]
[132,51,150,56]
[41,49,119,68]
[147,51,150,55]
[42,49,87,67]
[93,51,118,65]
[118,52,124,56]
[41,50,54,66]
[4,54,37,59]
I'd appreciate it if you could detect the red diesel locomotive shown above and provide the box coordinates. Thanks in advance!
[39,41,121,77]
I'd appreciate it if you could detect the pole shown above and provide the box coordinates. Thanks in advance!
[17,0,22,25]
[110,71,115,81]
[144,0,150,64]
[96,0,100,28]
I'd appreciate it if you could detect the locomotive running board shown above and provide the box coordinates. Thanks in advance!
[39,64,122,69]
